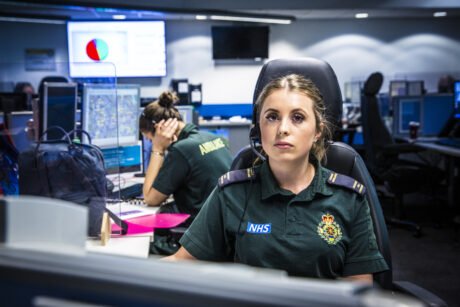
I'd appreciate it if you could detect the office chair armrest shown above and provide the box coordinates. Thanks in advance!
[168,227,188,241]
[393,281,447,307]
[381,143,424,155]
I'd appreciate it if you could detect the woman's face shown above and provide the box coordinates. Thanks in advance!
[259,88,322,164]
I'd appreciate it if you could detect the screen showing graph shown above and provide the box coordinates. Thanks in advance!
[67,21,166,78]
[82,84,140,148]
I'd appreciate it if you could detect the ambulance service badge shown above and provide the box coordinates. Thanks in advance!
[317,213,342,245]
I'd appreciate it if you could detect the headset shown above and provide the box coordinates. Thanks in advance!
[249,99,266,162]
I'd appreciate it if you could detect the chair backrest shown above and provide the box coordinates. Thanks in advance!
[360,72,394,174]
[252,58,343,129]
[231,58,393,289]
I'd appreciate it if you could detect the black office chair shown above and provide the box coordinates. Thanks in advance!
[230,58,446,306]
[360,72,444,237]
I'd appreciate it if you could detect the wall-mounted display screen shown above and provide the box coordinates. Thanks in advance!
[211,26,269,60]
[67,21,166,78]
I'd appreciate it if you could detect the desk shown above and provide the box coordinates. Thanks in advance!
[86,235,151,258]
[413,140,460,208]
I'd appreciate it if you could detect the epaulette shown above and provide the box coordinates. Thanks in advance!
[218,168,255,188]
[327,172,366,196]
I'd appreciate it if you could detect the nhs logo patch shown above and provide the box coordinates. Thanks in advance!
[247,222,271,234]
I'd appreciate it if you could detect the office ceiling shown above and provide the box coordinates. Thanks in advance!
[1,0,460,22]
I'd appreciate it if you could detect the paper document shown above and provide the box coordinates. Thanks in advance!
[107,201,159,220]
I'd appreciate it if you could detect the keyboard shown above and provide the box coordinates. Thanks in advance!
[108,183,143,200]
[435,138,460,148]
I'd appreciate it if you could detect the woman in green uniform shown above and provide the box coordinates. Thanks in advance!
[164,75,388,284]
[139,90,233,254]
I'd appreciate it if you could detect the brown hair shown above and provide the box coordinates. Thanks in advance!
[254,74,332,162]
[139,90,182,134]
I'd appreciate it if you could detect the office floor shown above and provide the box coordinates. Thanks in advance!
[381,192,460,307]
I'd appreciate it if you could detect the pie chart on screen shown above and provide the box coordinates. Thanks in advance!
[86,39,109,61]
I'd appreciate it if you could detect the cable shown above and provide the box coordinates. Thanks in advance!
[234,167,255,261]
[250,139,266,162]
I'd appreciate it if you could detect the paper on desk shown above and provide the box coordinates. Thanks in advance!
[111,213,190,235]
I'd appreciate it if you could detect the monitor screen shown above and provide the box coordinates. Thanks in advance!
[67,21,166,78]
[454,81,460,118]
[390,81,407,97]
[398,99,421,133]
[101,143,142,175]
[176,105,194,124]
[42,83,77,140]
[0,93,29,113]
[211,26,269,60]
[6,111,33,153]
[350,81,362,104]
[407,81,424,96]
[82,84,140,148]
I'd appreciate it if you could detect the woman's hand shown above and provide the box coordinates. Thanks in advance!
[152,118,179,153]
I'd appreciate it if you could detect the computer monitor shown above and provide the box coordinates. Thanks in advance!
[6,111,33,153]
[390,81,407,97]
[176,105,194,124]
[0,92,29,128]
[393,97,422,135]
[439,81,460,137]
[454,81,460,119]
[101,143,142,175]
[407,81,424,96]
[41,82,77,140]
[0,244,413,307]
[82,84,140,148]
[349,81,362,104]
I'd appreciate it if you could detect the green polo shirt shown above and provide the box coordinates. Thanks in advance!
[153,123,232,218]
[180,158,389,279]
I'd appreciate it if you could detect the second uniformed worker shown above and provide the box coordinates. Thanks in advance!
[164,74,388,283]
[140,90,233,255]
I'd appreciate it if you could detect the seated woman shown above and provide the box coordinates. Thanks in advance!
[140,90,233,255]
[164,74,388,284]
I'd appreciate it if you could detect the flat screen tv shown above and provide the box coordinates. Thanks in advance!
[211,26,269,60]
[67,21,166,78]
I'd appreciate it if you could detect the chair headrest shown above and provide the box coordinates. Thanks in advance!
[252,58,342,127]
[363,72,383,96]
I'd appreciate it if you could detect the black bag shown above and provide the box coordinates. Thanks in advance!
[18,126,126,236]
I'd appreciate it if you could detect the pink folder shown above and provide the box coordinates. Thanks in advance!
[111,213,190,235]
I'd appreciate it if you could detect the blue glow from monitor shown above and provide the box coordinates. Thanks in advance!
[82,84,140,148]
[101,144,142,174]
[454,81,460,119]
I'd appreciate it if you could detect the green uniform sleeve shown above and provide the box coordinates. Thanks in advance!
[343,197,389,277]
[179,187,233,261]
[153,148,190,196]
